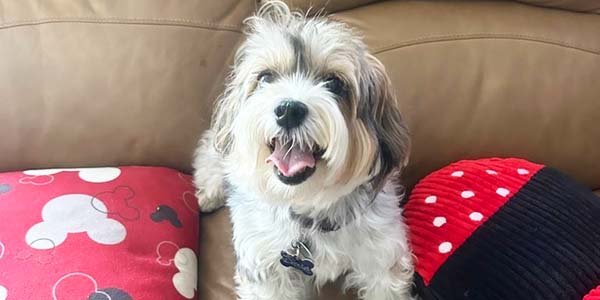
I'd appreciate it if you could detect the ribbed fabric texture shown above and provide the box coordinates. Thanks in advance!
[405,158,600,300]
[404,158,543,284]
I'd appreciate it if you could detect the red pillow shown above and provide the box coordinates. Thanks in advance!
[0,167,199,300]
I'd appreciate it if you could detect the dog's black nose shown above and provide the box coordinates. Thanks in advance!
[274,100,308,129]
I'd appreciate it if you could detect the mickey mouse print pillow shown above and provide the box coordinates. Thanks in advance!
[0,166,199,299]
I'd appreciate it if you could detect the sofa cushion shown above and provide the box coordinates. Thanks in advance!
[334,0,600,190]
[0,166,199,299]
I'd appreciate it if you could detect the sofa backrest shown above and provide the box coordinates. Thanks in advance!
[279,0,600,14]
[333,0,600,190]
[516,0,600,13]
[1,0,599,191]
[0,0,254,172]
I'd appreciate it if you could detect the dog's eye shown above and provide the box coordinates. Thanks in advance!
[257,71,275,84]
[324,75,345,96]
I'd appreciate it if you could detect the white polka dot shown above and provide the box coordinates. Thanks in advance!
[461,191,475,198]
[433,217,447,227]
[517,168,529,175]
[425,195,437,204]
[438,242,452,254]
[469,212,484,221]
[486,169,498,175]
[0,285,6,300]
[496,188,510,197]
[451,171,464,177]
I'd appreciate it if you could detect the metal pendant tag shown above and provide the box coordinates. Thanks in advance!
[280,241,314,276]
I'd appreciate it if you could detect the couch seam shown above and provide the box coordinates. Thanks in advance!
[513,1,600,14]
[0,17,243,33]
[373,33,600,56]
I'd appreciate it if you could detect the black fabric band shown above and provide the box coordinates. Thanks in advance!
[425,167,600,300]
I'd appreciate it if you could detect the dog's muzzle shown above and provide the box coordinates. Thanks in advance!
[265,99,324,185]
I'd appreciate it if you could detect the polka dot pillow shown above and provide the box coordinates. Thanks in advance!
[404,158,600,300]
[0,167,199,300]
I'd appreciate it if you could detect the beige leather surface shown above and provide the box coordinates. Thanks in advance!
[0,0,254,173]
[0,0,253,27]
[199,208,237,300]
[517,0,600,13]
[278,0,380,13]
[335,0,600,191]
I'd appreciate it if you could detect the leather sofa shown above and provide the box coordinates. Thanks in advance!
[1,0,599,299]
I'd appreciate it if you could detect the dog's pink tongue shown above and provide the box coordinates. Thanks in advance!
[266,142,315,177]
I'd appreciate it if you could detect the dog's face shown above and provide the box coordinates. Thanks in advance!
[213,2,409,208]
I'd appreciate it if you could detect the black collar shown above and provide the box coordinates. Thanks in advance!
[289,209,342,232]
[288,186,379,233]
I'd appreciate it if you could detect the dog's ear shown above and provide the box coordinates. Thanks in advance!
[211,48,249,154]
[361,53,411,190]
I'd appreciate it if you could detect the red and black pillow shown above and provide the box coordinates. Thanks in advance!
[404,158,600,300]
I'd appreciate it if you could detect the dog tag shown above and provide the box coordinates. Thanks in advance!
[280,241,314,276]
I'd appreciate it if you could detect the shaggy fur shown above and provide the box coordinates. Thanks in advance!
[194,2,414,299]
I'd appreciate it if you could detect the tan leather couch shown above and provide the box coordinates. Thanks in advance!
[1,0,599,299]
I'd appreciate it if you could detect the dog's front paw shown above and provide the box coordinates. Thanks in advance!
[193,129,228,213]
[196,184,226,213]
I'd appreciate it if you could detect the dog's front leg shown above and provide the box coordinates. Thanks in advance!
[345,223,415,300]
[348,263,415,300]
[234,264,310,300]
[193,129,227,212]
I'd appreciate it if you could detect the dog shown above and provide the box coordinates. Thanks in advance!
[193,2,414,299]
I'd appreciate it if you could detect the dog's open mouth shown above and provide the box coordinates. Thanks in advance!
[266,138,324,185]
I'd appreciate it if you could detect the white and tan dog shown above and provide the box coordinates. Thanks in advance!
[194,2,414,299]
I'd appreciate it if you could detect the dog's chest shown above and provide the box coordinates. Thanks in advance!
[229,200,352,280]
[309,233,353,283]
[227,191,390,282]
[279,222,356,281]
